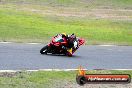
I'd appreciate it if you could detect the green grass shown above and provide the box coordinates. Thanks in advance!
[0,0,132,45]
[0,70,132,88]
[0,71,75,88]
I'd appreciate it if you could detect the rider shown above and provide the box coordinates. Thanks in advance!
[56,33,76,52]
[54,33,75,47]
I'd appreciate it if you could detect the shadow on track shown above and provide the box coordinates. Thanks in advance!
[40,54,82,58]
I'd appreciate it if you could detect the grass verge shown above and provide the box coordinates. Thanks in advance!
[0,0,132,45]
[0,70,132,88]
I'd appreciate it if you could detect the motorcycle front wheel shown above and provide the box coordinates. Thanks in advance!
[40,45,48,54]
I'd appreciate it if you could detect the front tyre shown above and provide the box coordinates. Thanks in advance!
[40,45,48,54]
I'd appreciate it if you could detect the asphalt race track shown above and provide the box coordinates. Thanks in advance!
[0,43,132,70]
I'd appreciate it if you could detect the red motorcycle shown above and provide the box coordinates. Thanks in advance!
[40,34,85,56]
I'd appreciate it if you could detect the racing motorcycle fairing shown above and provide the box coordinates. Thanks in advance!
[40,34,85,56]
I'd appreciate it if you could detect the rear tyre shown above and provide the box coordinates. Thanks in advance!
[40,45,48,54]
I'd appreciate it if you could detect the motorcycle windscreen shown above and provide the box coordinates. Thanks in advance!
[54,36,64,42]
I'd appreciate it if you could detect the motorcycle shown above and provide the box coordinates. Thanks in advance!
[40,34,85,56]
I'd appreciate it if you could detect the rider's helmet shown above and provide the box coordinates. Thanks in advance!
[61,33,66,36]
[61,33,68,38]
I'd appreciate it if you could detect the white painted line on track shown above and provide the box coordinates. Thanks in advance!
[0,42,12,44]
[26,70,39,72]
[0,42,41,45]
[0,69,132,72]
[39,69,84,71]
[98,45,115,46]
[0,70,18,72]
[26,43,41,45]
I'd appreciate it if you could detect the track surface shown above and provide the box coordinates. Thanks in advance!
[0,43,132,70]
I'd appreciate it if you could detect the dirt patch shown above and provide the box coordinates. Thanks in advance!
[19,7,132,20]
[54,80,132,88]
[92,9,132,20]
[0,72,17,77]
